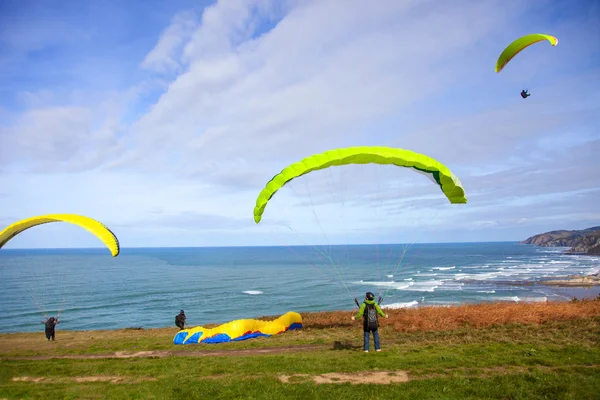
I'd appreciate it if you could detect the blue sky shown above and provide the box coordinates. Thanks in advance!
[0,0,599,249]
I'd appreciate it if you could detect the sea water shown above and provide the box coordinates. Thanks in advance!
[1,242,599,333]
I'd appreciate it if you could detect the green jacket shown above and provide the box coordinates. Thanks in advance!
[355,299,386,319]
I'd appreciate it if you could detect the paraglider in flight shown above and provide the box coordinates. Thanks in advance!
[495,33,558,73]
[520,89,531,99]
[0,214,120,256]
[253,146,467,224]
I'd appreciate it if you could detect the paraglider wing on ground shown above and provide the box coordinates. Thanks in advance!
[173,312,303,344]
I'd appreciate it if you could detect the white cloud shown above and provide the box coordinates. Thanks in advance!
[141,10,199,74]
[0,105,127,173]
[113,0,533,180]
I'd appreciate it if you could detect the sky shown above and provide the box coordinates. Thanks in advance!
[0,0,599,249]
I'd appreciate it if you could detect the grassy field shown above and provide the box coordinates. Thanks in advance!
[1,300,599,399]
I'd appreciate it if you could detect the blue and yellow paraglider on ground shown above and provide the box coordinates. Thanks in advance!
[174,312,302,344]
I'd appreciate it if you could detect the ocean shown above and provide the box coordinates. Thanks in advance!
[1,242,599,333]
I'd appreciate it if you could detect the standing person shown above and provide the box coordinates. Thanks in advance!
[351,292,388,352]
[43,316,60,341]
[175,310,186,330]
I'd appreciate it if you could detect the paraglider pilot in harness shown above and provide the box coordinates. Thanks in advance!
[520,89,531,99]
[351,292,388,352]
[43,316,60,341]
[175,310,186,330]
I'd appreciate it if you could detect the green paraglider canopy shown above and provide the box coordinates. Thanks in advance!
[495,33,558,73]
[253,146,467,223]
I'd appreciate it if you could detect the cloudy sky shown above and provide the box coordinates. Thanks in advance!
[0,0,598,249]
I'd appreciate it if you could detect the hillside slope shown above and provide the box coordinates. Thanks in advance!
[521,226,600,254]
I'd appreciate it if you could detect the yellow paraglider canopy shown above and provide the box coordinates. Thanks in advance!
[253,146,467,224]
[0,214,120,256]
[495,33,558,73]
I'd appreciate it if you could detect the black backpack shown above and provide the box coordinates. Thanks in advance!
[45,318,55,330]
[363,303,378,331]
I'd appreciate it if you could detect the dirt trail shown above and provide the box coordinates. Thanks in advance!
[12,376,157,384]
[11,365,599,386]
[278,365,600,385]
[1,344,328,361]
[279,371,410,384]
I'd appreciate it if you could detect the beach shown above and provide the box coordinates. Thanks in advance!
[541,274,600,287]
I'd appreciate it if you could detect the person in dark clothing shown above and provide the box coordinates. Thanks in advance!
[520,89,531,98]
[351,292,388,352]
[43,317,60,341]
[175,310,186,330]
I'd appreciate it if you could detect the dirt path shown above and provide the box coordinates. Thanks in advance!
[11,365,600,386]
[1,344,328,361]
[278,365,600,385]
[12,376,157,384]
[279,371,410,384]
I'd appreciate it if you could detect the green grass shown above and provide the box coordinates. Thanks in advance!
[1,316,599,399]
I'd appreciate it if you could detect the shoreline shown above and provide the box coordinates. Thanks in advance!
[460,273,600,288]
[539,274,600,287]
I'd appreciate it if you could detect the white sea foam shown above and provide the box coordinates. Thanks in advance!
[462,265,490,269]
[493,296,521,302]
[432,266,456,271]
[454,271,501,281]
[243,290,263,295]
[402,280,442,292]
[354,279,442,292]
[439,281,464,291]
[382,300,419,309]
[488,295,548,303]
[353,281,413,290]
[522,296,548,303]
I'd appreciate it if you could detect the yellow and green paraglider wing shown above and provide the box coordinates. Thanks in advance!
[253,146,467,223]
[0,214,120,256]
[495,33,558,73]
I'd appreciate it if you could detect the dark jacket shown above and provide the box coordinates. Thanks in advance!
[44,317,59,332]
[175,313,186,329]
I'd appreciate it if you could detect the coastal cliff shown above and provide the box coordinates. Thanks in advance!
[521,226,600,255]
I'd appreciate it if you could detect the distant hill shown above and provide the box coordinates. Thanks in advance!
[521,226,600,255]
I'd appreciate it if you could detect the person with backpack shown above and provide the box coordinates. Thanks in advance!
[351,292,388,352]
[175,310,186,330]
[42,316,60,341]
